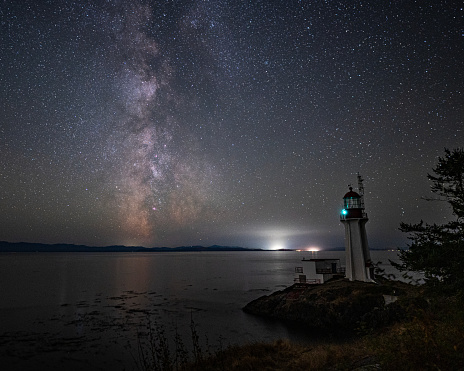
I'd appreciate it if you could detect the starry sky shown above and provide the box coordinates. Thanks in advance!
[1,0,463,250]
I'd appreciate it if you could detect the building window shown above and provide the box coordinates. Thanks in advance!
[344,197,361,209]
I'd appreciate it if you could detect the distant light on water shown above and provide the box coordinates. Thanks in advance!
[295,246,320,252]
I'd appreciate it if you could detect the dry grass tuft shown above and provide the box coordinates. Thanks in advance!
[371,308,464,370]
[186,338,375,371]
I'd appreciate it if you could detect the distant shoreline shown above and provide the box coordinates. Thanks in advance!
[0,241,263,253]
[0,241,392,253]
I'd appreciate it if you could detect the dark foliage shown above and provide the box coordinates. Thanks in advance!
[393,148,464,294]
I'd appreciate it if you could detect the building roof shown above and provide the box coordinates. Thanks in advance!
[302,258,340,262]
[343,187,360,199]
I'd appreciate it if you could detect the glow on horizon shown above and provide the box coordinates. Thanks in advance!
[270,242,285,250]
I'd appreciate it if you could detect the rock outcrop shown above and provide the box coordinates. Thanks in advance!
[243,278,413,333]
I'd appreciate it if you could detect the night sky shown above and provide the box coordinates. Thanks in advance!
[1,0,463,250]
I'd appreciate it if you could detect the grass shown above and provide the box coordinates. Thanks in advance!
[186,339,374,371]
[371,297,464,370]
[188,308,464,371]
[134,290,464,370]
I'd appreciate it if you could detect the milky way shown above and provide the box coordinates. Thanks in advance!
[0,0,463,249]
[100,2,218,245]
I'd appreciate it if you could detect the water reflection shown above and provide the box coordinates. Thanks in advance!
[0,250,414,369]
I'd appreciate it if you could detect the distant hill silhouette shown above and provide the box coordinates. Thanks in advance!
[0,241,262,252]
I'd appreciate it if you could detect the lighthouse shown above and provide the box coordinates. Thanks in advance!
[340,174,373,282]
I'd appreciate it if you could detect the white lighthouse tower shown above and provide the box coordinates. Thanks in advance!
[340,174,373,282]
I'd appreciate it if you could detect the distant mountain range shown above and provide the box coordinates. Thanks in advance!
[0,241,386,252]
[0,241,263,252]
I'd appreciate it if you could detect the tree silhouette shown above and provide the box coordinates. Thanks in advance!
[393,148,464,293]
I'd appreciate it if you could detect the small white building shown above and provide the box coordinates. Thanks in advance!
[294,259,344,284]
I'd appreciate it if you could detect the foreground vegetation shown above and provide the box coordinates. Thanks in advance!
[134,283,464,371]
[394,148,464,296]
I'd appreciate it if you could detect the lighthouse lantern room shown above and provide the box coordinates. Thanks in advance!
[340,174,373,282]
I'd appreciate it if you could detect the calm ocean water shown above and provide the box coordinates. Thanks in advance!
[0,250,405,370]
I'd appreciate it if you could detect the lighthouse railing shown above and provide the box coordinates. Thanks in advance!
[340,212,368,221]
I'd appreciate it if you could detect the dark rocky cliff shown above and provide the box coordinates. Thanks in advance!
[243,278,415,333]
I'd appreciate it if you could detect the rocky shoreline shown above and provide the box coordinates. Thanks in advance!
[243,277,415,334]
